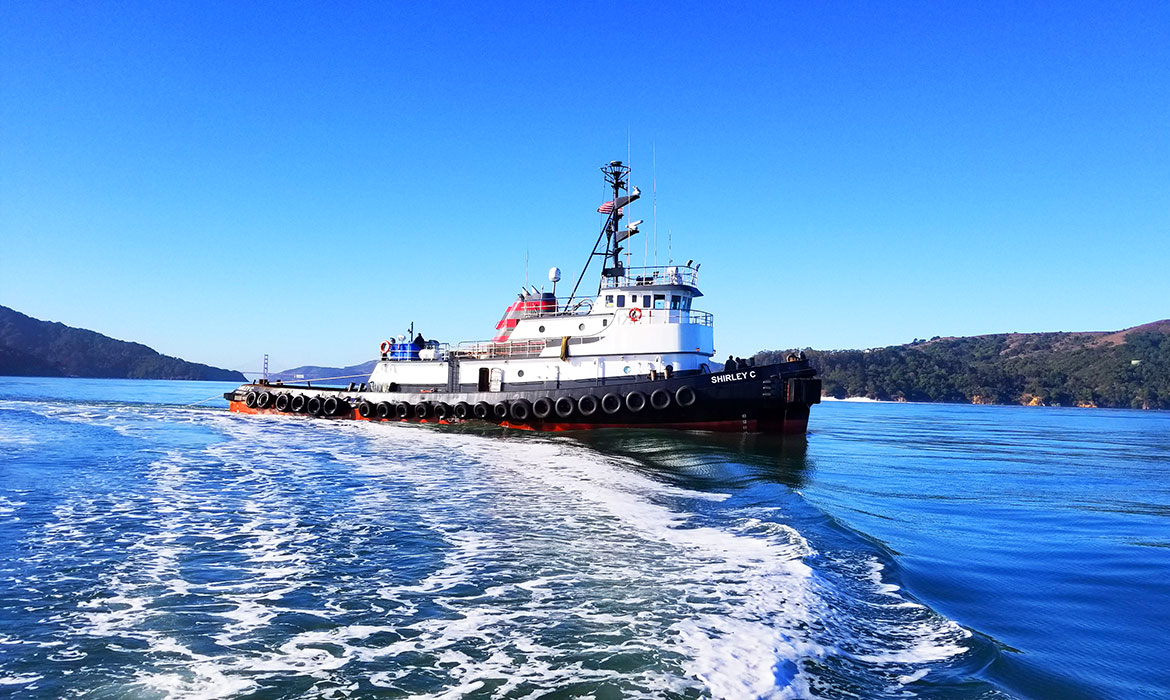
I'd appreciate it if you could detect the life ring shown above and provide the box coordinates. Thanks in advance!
[380,340,393,354]
[629,308,643,322]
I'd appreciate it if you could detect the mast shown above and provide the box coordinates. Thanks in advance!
[566,160,636,305]
[601,160,629,279]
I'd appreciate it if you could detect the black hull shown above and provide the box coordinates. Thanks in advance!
[226,361,821,434]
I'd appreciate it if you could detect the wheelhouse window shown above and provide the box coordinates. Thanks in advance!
[670,295,681,310]
[617,295,625,308]
[605,294,614,308]
[642,295,651,308]
[653,294,665,310]
[682,296,692,311]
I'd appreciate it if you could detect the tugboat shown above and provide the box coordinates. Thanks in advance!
[225,161,821,433]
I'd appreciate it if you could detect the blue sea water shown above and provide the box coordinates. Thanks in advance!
[0,377,1167,699]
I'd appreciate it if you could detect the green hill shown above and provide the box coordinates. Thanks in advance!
[757,320,1170,409]
[0,305,246,382]
[269,360,377,382]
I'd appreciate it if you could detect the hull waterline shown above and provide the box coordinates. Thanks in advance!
[225,362,820,435]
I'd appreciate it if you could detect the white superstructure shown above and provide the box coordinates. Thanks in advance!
[368,264,715,392]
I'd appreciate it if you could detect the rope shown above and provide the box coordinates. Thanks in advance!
[186,393,228,407]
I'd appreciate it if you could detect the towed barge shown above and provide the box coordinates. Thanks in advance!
[225,161,821,434]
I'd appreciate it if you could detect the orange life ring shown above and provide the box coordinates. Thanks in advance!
[379,340,392,354]
[629,308,643,322]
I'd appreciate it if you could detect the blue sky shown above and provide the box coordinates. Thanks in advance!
[2,2,1167,372]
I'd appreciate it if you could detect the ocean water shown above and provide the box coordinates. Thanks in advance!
[0,377,1167,699]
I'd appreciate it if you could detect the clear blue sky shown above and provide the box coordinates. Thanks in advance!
[2,2,1167,372]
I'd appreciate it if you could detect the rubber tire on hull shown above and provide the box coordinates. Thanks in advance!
[376,402,393,420]
[454,402,472,419]
[244,391,259,408]
[601,393,622,415]
[577,395,598,416]
[274,394,290,412]
[307,396,323,415]
[291,394,307,413]
[473,402,491,420]
[650,389,672,410]
[492,402,509,420]
[625,391,646,413]
[415,402,431,419]
[533,397,553,419]
[323,396,342,416]
[510,399,532,422]
[256,392,272,409]
[358,401,374,419]
[395,403,412,420]
[433,403,451,421]
[675,385,697,407]
[554,396,575,418]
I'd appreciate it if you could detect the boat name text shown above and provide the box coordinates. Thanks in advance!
[711,370,757,384]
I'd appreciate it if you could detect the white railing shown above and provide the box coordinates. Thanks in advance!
[513,297,593,320]
[453,339,550,359]
[619,309,713,326]
[601,265,699,290]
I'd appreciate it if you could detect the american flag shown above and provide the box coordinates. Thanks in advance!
[597,200,614,214]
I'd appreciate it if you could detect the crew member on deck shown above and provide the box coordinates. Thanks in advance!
[725,355,736,371]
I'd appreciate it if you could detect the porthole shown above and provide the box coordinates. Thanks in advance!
[578,323,585,331]
[517,370,525,377]
[538,325,546,333]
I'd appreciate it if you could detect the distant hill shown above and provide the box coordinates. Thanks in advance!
[0,305,246,382]
[269,360,377,382]
[757,320,1170,410]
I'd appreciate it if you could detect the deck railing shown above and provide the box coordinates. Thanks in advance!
[600,265,699,290]
[453,339,555,360]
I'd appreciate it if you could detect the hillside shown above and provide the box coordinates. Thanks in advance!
[269,360,377,382]
[0,305,246,382]
[757,321,1170,410]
